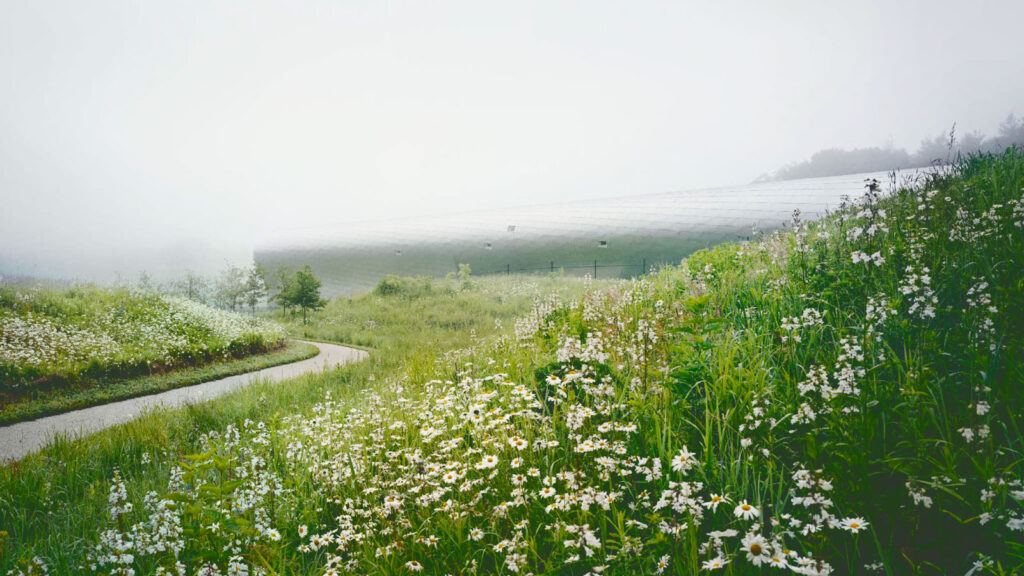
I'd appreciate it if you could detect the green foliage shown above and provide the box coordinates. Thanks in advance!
[215,264,247,311]
[373,275,439,298]
[0,340,317,425]
[0,275,594,576]
[243,264,268,315]
[457,262,473,289]
[274,265,326,324]
[4,150,1024,576]
[0,285,286,395]
[290,275,598,370]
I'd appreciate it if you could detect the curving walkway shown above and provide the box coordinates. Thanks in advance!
[0,341,367,462]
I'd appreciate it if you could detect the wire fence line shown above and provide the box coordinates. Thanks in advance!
[474,258,667,279]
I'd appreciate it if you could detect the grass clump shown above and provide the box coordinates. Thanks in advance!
[3,150,1024,575]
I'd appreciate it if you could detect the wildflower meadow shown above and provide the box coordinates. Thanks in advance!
[0,286,291,423]
[3,149,1023,575]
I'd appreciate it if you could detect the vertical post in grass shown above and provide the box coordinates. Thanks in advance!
[551,260,554,273]
[506,264,510,276]
[594,259,598,279]
[643,258,647,276]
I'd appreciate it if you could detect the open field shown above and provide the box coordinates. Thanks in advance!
[0,286,288,424]
[0,274,599,575]
[2,150,1024,575]
[280,274,608,374]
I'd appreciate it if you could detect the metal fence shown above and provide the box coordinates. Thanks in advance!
[475,258,664,279]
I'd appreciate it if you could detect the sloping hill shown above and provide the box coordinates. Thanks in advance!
[4,150,1023,575]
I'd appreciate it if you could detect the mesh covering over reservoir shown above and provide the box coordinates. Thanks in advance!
[256,171,897,297]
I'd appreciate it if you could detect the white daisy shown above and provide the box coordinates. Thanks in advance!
[734,500,759,520]
[741,532,770,566]
[839,516,869,533]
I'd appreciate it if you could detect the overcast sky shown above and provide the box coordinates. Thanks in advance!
[2,0,1023,280]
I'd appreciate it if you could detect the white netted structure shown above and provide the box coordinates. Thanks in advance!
[256,171,896,296]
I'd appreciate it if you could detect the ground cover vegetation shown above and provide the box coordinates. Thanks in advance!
[284,273,595,361]
[0,274,598,575]
[3,149,1023,575]
[0,340,317,426]
[0,285,288,422]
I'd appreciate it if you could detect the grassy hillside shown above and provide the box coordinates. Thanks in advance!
[0,285,288,422]
[279,274,608,373]
[0,275,597,575]
[3,150,1023,575]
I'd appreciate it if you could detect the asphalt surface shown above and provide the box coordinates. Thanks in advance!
[0,340,367,462]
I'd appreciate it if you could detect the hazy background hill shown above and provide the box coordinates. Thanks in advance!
[757,112,1024,181]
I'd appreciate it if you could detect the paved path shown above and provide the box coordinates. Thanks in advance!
[0,341,367,462]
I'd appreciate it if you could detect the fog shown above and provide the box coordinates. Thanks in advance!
[2,0,1023,281]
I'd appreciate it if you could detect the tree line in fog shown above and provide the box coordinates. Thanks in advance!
[105,262,322,321]
[164,263,324,319]
[757,113,1024,181]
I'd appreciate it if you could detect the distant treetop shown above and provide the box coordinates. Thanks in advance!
[757,113,1024,182]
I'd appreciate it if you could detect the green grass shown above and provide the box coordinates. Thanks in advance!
[2,150,1024,576]
[0,340,318,426]
[0,274,597,575]
[275,274,606,374]
[0,284,286,389]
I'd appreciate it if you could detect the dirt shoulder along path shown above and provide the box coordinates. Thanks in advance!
[0,341,368,462]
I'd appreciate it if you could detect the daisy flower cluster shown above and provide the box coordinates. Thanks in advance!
[88,421,288,576]
[71,151,1024,575]
[0,286,284,387]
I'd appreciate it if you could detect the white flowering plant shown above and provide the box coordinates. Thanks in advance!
[88,422,291,576]
[0,286,286,391]
[6,149,1024,575]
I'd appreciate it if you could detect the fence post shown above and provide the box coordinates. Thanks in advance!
[642,258,646,275]
[506,264,510,276]
[551,260,554,273]
[594,259,598,279]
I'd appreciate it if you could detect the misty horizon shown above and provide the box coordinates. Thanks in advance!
[3,1,1023,281]
[0,167,919,283]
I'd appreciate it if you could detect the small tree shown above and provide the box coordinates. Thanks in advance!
[457,263,473,290]
[171,270,209,302]
[291,265,326,324]
[183,271,208,302]
[243,264,268,316]
[136,271,155,293]
[215,264,246,311]
[272,267,295,316]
